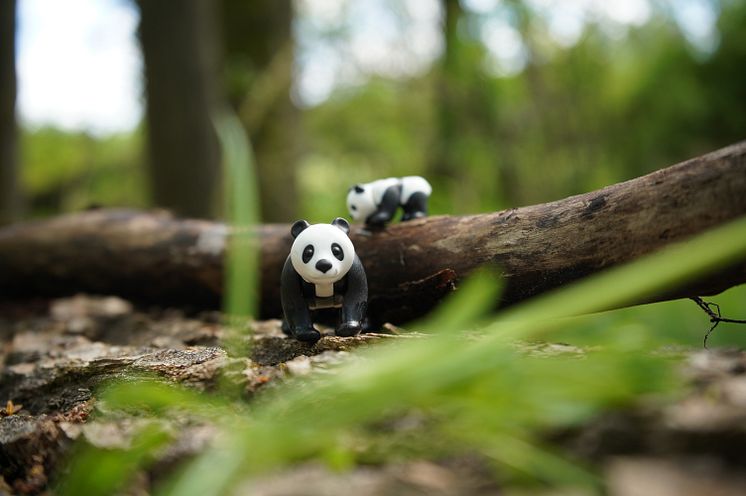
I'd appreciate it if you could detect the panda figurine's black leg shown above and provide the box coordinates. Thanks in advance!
[401,191,429,221]
[280,258,321,343]
[280,319,293,337]
[365,185,402,227]
[336,255,368,337]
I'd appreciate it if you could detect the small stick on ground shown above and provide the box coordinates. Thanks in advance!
[690,296,746,347]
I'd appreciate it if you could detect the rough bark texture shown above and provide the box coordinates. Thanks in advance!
[1,143,745,323]
[137,0,221,219]
[0,0,19,225]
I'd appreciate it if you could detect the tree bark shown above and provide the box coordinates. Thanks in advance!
[0,0,19,225]
[0,142,745,323]
[136,0,222,219]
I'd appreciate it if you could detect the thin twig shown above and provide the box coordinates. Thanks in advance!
[690,296,746,348]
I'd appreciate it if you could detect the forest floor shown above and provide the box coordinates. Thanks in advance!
[2,295,746,495]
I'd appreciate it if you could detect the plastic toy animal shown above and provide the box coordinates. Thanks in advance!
[346,176,432,227]
[280,218,368,343]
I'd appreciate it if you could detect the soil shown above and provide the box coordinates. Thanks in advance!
[2,295,746,495]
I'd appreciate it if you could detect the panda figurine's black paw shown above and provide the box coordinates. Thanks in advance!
[292,327,322,343]
[336,321,362,337]
[401,211,426,222]
[282,320,321,342]
[365,212,390,227]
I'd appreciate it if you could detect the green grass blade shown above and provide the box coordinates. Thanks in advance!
[57,424,171,496]
[215,109,260,322]
[484,214,746,341]
[413,267,503,333]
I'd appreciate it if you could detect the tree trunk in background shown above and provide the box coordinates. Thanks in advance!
[0,0,19,225]
[221,0,299,223]
[432,0,513,211]
[136,0,221,219]
[432,0,464,181]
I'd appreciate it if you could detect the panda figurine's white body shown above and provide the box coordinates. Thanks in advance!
[347,176,432,227]
[281,218,368,343]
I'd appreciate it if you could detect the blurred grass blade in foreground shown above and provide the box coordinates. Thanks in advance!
[413,267,503,333]
[485,213,746,342]
[214,109,260,332]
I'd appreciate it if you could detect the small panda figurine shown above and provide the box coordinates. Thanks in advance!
[346,176,432,227]
[280,217,368,343]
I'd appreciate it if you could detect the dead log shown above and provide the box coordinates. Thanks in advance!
[1,142,745,323]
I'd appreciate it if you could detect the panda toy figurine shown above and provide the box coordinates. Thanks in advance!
[280,217,368,343]
[346,176,432,227]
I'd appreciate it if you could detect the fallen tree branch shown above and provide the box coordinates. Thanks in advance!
[1,142,745,323]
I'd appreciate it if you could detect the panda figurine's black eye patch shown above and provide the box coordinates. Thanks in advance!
[302,245,314,263]
[350,205,357,211]
[331,243,344,261]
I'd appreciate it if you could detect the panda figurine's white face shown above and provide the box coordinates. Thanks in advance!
[290,219,355,286]
[346,185,377,222]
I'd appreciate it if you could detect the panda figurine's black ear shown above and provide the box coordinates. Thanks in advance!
[331,217,350,234]
[291,220,310,238]
[352,185,364,194]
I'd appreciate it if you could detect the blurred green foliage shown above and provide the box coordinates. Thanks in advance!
[296,5,742,220]
[20,2,746,222]
[21,126,146,216]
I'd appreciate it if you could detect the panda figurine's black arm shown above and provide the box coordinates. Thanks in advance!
[366,185,402,226]
[336,255,368,335]
[280,218,368,343]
